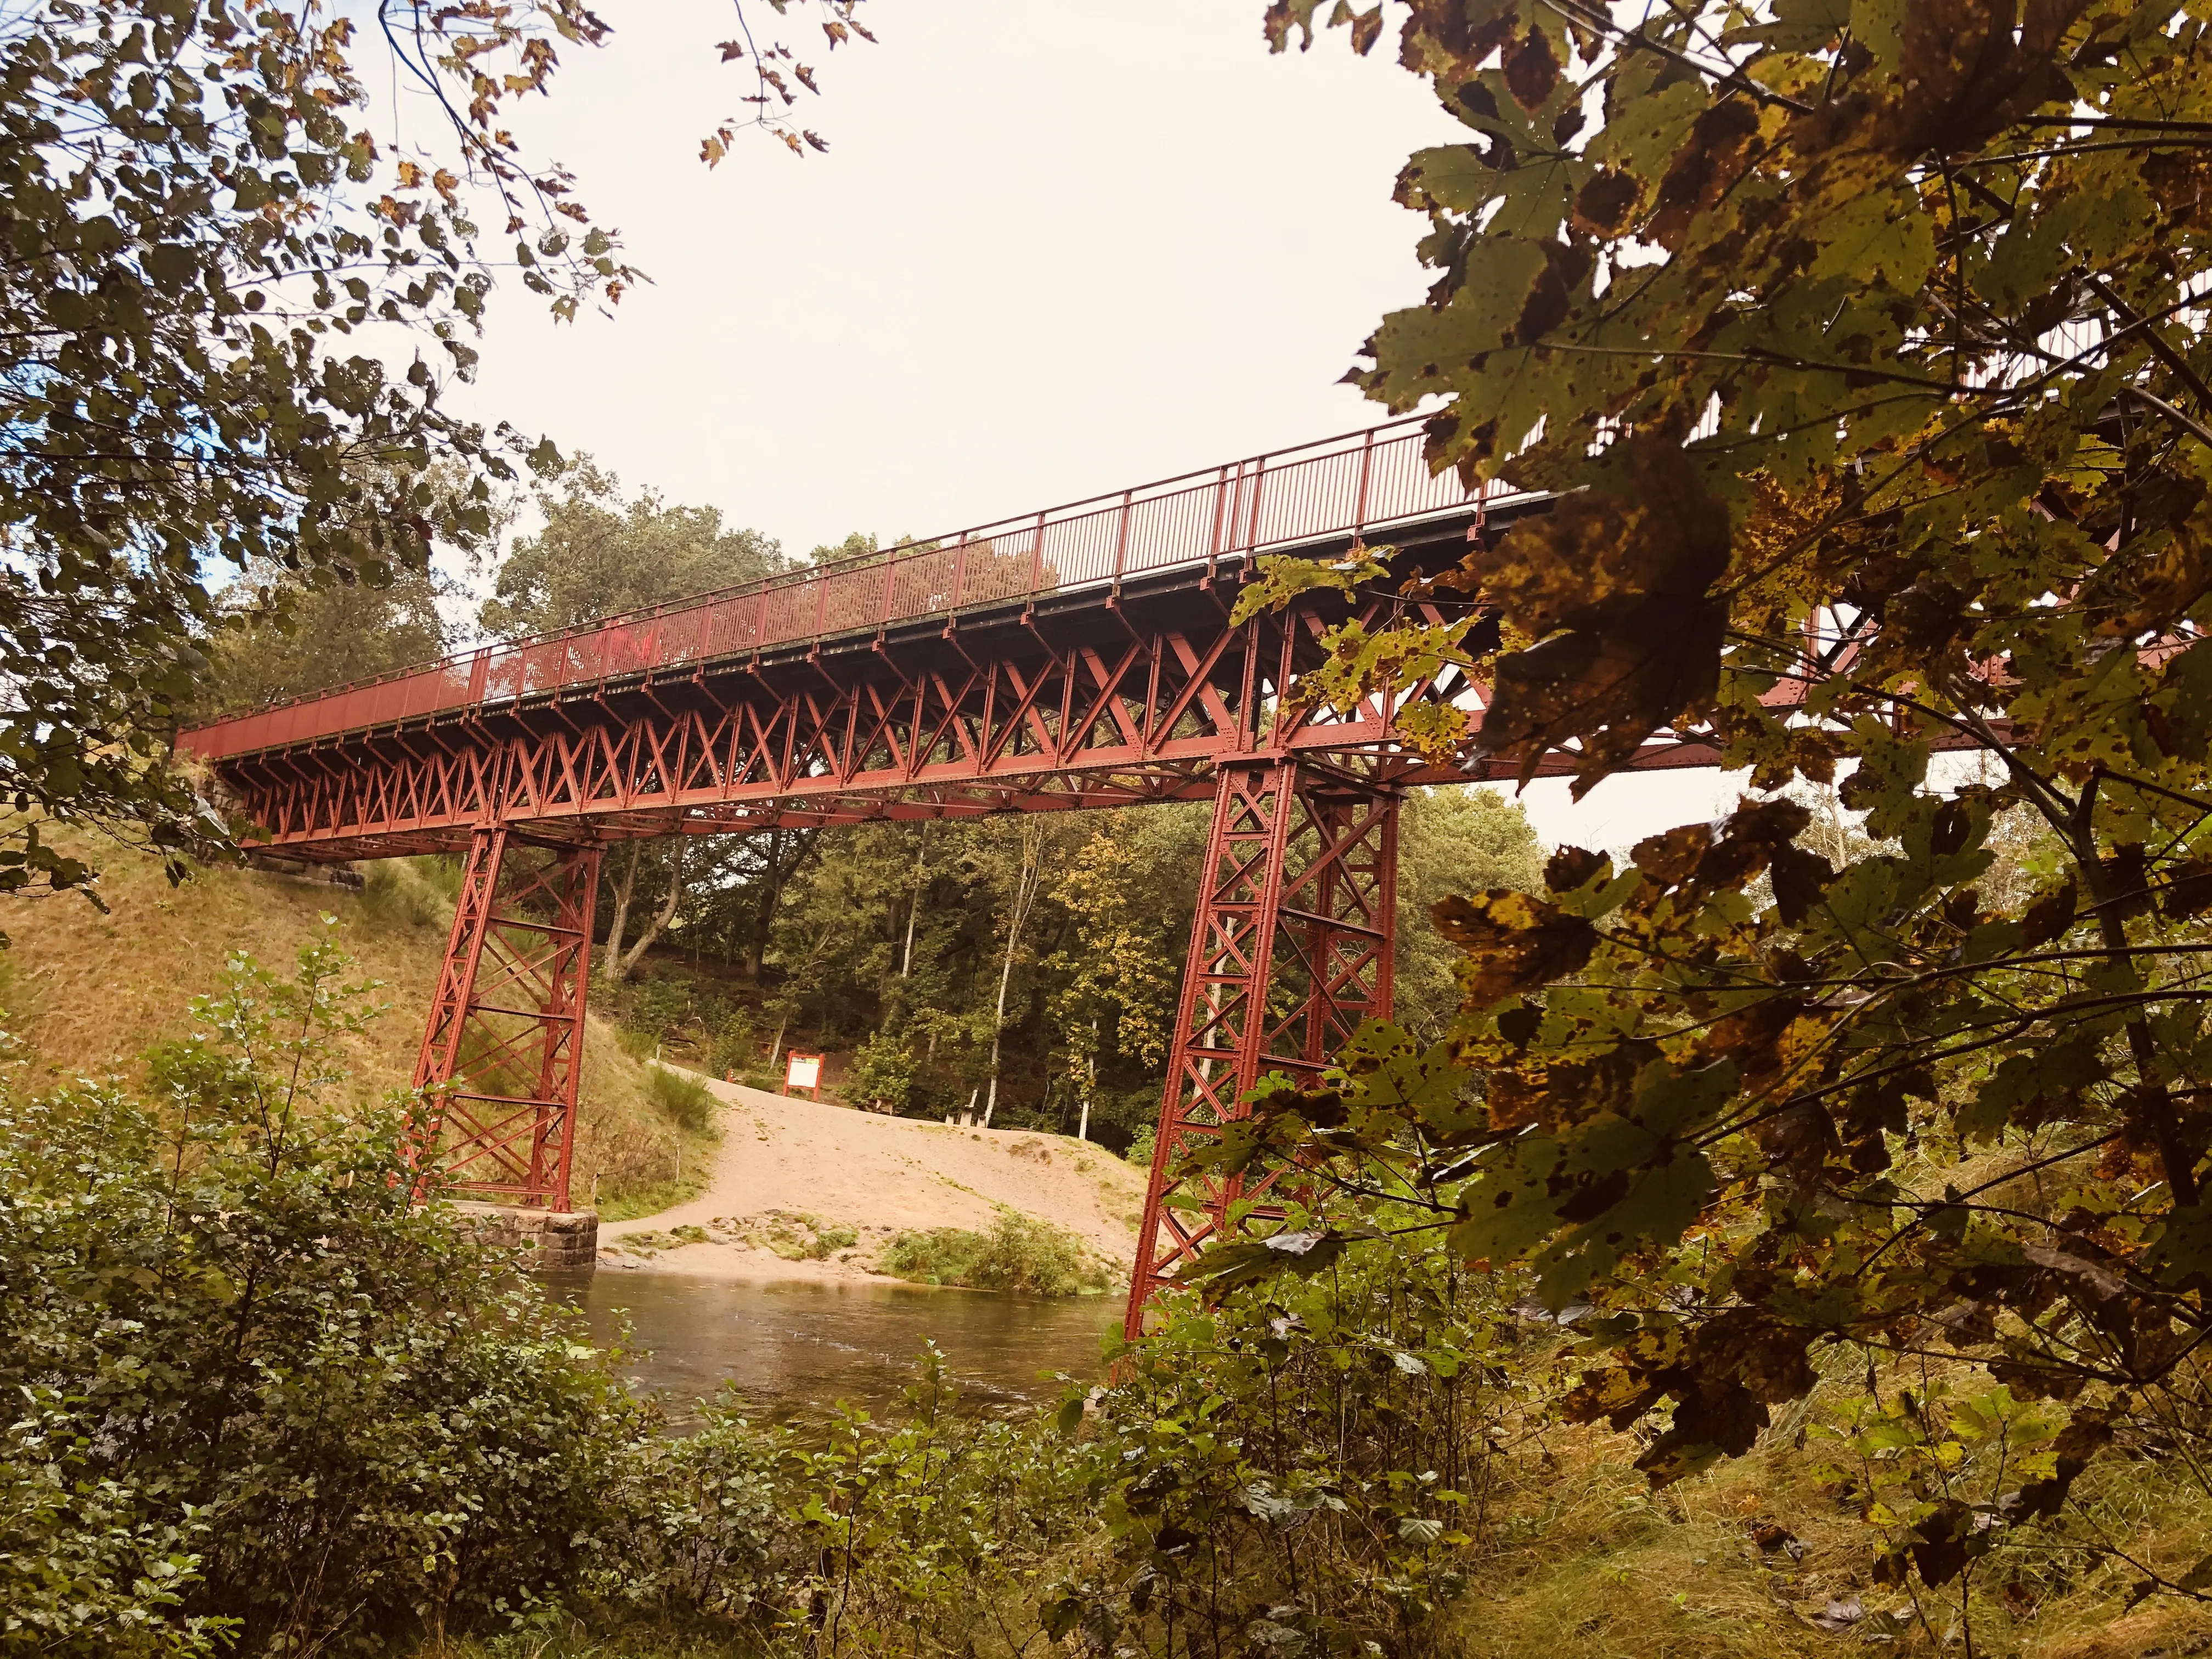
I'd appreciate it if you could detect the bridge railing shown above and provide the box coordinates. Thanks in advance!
[181,416,1508,762]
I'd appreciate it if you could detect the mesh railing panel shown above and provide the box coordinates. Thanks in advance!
[183,420,1516,760]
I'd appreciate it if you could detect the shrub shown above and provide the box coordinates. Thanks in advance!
[702,1008,757,1080]
[0,927,651,1655]
[848,1027,916,1113]
[644,1063,718,1133]
[1043,1231,1525,1659]
[590,1392,789,1626]
[1123,1124,1156,1170]
[877,1209,1109,1296]
[621,979,693,1046]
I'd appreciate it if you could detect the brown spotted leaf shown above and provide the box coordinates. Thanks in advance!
[1502,26,1560,110]
[1433,889,1598,1007]
[1469,440,1732,789]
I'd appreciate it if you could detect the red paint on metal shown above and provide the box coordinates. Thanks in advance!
[176,420,1514,765]
[1123,760,1398,1336]
[176,420,1856,1314]
[411,827,600,1209]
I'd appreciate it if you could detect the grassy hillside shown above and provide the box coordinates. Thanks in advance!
[0,844,713,1218]
[1446,1425,2212,1659]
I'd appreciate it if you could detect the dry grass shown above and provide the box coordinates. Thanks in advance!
[0,841,712,1215]
[1453,1407,2212,1659]
[1460,1430,1841,1659]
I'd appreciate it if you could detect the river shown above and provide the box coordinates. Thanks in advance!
[550,1269,1123,1418]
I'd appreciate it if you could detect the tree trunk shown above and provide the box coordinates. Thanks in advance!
[900,825,929,978]
[981,825,1047,1128]
[602,843,641,980]
[983,923,1017,1128]
[768,919,839,1072]
[1078,1017,1097,1142]
[747,829,815,981]
[608,842,684,983]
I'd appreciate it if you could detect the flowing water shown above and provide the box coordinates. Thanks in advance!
[549,1270,1122,1419]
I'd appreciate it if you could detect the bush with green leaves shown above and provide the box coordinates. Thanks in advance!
[0,925,650,1655]
[877,1209,1109,1296]
[787,1346,1095,1658]
[1042,1231,1530,1659]
[645,1063,719,1135]
[589,1396,791,1630]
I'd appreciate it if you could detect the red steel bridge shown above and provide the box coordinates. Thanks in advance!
[179,418,1730,1334]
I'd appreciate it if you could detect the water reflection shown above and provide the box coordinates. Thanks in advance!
[548,1270,1120,1418]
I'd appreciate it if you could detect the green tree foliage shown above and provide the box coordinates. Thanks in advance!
[610,790,1540,1146]
[1394,786,1544,1042]
[0,928,643,1654]
[810,530,882,565]
[0,0,641,900]
[479,458,785,638]
[471,461,789,980]
[200,556,452,717]
[1217,0,2212,1611]
[1051,809,1211,1081]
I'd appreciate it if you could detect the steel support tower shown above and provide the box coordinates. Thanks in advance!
[1125,759,1398,1335]
[411,827,601,1211]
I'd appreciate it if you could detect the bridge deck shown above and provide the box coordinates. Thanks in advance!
[181,419,1517,766]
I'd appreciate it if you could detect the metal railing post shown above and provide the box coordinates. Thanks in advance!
[1353,427,1375,537]
[1244,454,1269,550]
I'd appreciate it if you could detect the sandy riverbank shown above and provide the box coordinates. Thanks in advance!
[596,1073,1150,1283]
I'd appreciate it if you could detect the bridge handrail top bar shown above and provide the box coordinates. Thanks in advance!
[183,413,1528,760]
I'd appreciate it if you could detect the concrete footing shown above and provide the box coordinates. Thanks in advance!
[449,1201,600,1271]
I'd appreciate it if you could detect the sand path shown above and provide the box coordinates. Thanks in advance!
[596,1071,1150,1282]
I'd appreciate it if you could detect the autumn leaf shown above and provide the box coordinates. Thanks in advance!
[1431,890,1596,1007]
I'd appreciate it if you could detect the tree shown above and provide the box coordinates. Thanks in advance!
[0,0,650,906]
[810,531,882,566]
[1392,786,1542,1043]
[1048,806,1209,1140]
[603,839,687,987]
[759,823,914,1059]
[975,816,1066,1127]
[1216,0,2212,1601]
[473,461,787,980]
[198,458,515,719]
[200,559,452,720]
[481,459,785,638]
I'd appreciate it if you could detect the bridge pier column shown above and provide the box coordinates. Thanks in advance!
[410,825,601,1212]
[1123,760,1398,1336]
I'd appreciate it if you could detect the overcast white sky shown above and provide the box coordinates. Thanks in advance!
[450,0,1464,547]
[431,0,1750,847]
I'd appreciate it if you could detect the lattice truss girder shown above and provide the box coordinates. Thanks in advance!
[413,826,600,1209]
[1124,759,1399,1335]
[210,596,1494,859]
